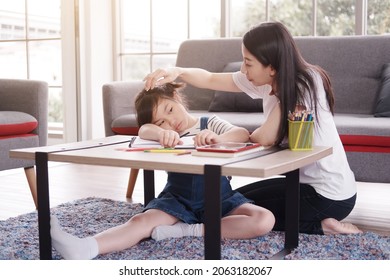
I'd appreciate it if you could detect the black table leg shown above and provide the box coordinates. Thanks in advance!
[270,168,300,260]
[284,169,300,249]
[143,170,155,205]
[204,165,221,260]
[35,152,52,260]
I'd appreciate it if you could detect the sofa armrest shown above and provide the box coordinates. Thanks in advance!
[0,79,48,146]
[102,81,144,136]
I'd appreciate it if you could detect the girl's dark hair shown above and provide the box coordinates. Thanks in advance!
[134,82,187,127]
[243,21,335,145]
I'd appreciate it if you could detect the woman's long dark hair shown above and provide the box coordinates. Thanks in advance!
[243,22,335,145]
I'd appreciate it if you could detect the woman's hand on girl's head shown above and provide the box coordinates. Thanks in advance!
[143,68,180,91]
[193,129,219,147]
[158,129,183,148]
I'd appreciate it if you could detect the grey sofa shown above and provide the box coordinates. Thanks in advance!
[0,79,48,207]
[103,35,390,183]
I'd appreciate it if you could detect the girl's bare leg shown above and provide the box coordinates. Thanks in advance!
[221,203,275,239]
[151,203,275,241]
[51,209,178,259]
[95,209,178,254]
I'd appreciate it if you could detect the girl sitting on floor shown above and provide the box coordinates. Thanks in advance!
[50,82,275,259]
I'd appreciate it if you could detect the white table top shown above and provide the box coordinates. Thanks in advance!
[10,135,332,179]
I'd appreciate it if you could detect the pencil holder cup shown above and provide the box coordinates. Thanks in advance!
[288,120,314,151]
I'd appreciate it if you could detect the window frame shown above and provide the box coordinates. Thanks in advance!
[115,0,370,81]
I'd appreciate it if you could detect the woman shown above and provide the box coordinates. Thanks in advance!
[144,21,361,235]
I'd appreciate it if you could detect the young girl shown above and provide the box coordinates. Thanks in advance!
[49,82,275,260]
[144,21,362,235]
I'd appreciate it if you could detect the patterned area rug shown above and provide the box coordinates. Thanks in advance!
[0,197,389,260]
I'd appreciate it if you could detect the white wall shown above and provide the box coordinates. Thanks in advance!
[61,0,78,143]
[62,0,114,142]
[79,0,114,140]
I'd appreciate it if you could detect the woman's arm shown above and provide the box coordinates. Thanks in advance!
[215,127,250,143]
[144,67,241,93]
[250,103,281,146]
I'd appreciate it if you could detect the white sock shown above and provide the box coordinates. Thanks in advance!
[50,216,99,260]
[151,222,203,241]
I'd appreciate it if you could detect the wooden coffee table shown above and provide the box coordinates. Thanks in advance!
[10,135,332,260]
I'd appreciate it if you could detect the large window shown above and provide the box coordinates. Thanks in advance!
[367,0,390,34]
[1,1,389,142]
[118,0,221,81]
[118,0,390,81]
[0,0,63,138]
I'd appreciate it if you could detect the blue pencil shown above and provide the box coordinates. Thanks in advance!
[301,114,313,148]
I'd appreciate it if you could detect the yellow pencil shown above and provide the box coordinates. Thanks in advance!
[294,120,305,150]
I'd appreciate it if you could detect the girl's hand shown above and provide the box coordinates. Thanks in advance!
[158,130,183,148]
[143,68,180,91]
[193,129,219,147]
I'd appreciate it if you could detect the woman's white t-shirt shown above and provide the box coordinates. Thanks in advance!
[233,71,356,200]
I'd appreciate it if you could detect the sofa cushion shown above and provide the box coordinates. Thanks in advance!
[334,114,390,136]
[208,62,263,112]
[111,113,139,135]
[374,63,390,117]
[335,113,390,153]
[0,111,38,136]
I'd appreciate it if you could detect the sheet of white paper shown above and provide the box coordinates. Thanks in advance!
[130,135,195,149]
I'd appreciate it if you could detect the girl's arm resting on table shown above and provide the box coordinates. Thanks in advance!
[138,124,163,141]
[250,103,281,146]
[144,67,241,93]
[138,124,182,148]
[140,123,249,147]
[194,127,250,147]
